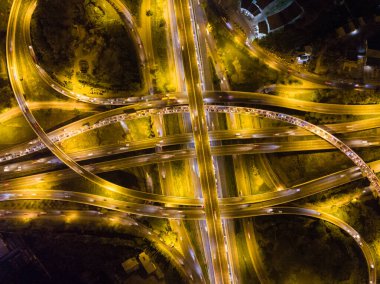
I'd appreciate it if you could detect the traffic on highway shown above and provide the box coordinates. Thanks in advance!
[2,0,380,283]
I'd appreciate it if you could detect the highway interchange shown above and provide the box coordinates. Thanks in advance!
[2,0,380,283]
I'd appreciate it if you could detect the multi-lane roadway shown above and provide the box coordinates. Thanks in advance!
[3,0,380,283]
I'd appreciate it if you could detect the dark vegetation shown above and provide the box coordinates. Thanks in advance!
[0,218,185,284]
[314,89,380,105]
[31,0,142,91]
[253,216,367,283]
[0,78,14,109]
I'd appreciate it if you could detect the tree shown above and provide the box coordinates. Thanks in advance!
[159,19,166,28]
[0,85,13,108]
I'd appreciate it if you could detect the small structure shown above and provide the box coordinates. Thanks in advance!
[342,60,360,73]
[138,252,156,275]
[296,54,310,64]
[122,252,164,279]
[336,17,368,39]
[121,257,139,274]
[295,46,312,64]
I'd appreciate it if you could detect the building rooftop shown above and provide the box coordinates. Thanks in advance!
[138,252,156,275]
[121,257,139,274]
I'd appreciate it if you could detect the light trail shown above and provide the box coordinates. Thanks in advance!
[4,0,379,283]
[174,0,230,281]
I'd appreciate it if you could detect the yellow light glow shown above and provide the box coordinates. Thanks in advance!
[206,23,212,35]
[65,213,78,223]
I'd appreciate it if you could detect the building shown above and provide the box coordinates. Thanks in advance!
[121,257,139,274]
[122,252,165,280]
[335,18,367,38]
[240,0,304,37]
[138,252,156,275]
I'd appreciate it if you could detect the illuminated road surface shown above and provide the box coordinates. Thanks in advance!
[4,0,380,283]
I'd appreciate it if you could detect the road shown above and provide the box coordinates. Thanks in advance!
[7,15,380,209]
[9,4,207,209]
[3,138,380,222]
[4,100,380,165]
[4,0,380,283]
[3,92,380,204]
[7,25,378,209]
[174,0,230,282]
[205,91,380,115]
